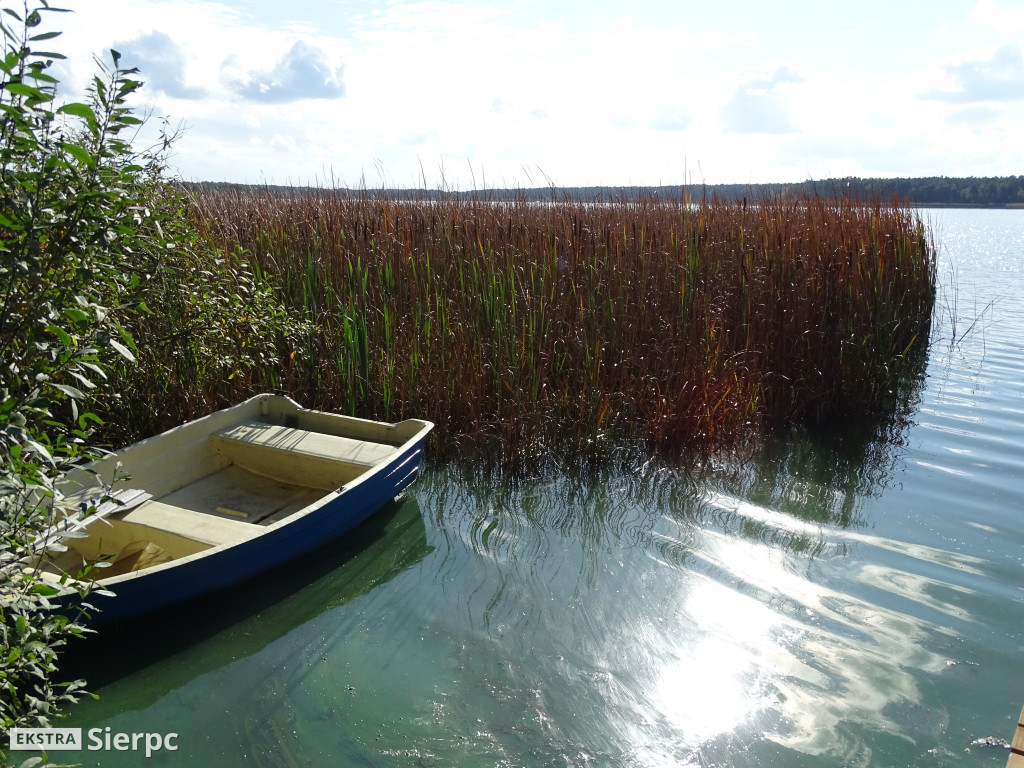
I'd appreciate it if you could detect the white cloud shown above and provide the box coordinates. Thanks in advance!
[720,67,804,135]
[946,103,1004,124]
[114,30,205,99]
[923,43,1024,103]
[648,108,692,132]
[225,41,344,103]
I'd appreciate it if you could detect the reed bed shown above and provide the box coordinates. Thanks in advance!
[186,186,936,470]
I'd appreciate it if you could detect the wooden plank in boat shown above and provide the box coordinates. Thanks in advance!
[120,501,260,548]
[214,421,397,467]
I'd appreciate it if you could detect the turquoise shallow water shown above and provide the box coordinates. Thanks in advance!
[39,208,1024,767]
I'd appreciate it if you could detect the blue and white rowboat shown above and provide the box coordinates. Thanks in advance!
[34,393,433,625]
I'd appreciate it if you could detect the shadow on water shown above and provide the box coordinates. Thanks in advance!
[60,495,432,696]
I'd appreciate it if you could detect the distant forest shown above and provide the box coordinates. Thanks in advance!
[192,175,1024,208]
[695,176,1024,208]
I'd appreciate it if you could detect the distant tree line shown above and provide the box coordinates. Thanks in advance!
[761,176,1024,208]
[189,175,1024,208]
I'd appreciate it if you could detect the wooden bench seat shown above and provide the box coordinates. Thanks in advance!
[210,421,399,489]
[214,421,397,466]
[120,500,259,548]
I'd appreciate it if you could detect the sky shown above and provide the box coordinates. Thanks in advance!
[41,0,1024,188]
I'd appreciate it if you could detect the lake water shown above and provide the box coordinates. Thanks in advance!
[54,208,1023,767]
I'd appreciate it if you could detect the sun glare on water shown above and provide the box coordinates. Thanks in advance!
[618,522,805,766]
[655,579,779,739]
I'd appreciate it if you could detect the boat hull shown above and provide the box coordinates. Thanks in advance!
[36,397,432,626]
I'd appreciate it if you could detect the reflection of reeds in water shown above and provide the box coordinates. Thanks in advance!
[189,185,936,471]
[361,308,928,569]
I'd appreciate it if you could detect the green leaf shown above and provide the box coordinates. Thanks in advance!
[57,100,97,125]
[27,71,57,85]
[63,307,90,324]
[68,370,96,390]
[60,141,93,167]
[108,338,135,362]
[78,411,103,428]
[29,31,61,41]
[51,383,85,399]
[44,323,73,347]
[5,82,47,100]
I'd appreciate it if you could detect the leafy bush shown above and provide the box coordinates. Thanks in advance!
[0,1,303,744]
[93,178,308,446]
[0,1,153,735]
